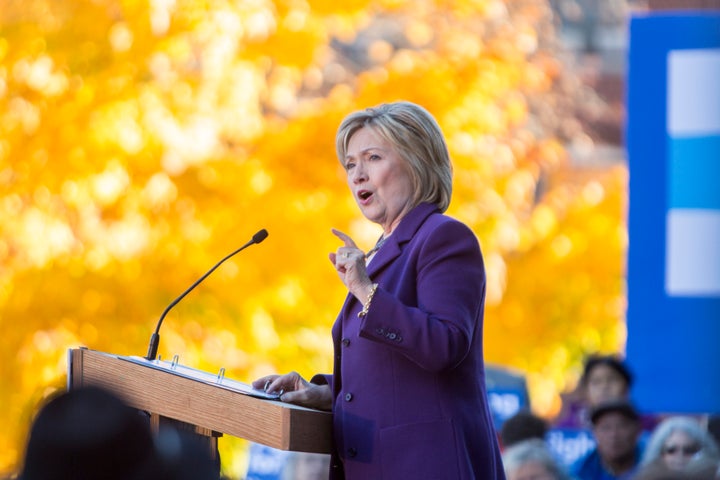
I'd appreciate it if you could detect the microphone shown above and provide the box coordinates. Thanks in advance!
[145,229,269,360]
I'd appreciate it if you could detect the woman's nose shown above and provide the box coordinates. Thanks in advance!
[351,164,367,183]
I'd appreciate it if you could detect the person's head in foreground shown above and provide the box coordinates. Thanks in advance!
[19,386,160,480]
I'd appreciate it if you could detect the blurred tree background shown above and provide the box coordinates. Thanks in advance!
[0,0,627,476]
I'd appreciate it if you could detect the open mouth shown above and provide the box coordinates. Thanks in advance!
[358,190,372,201]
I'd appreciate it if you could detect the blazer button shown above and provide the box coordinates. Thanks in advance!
[344,392,353,402]
[388,332,396,340]
[348,447,358,458]
[341,338,350,347]
[375,327,385,335]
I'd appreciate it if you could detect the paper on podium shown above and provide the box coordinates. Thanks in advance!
[121,355,281,400]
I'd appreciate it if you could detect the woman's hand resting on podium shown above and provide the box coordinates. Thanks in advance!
[252,372,332,411]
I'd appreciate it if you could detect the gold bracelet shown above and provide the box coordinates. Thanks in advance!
[358,283,379,318]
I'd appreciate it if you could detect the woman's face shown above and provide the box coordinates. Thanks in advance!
[661,430,701,470]
[585,364,628,406]
[344,127,414,234]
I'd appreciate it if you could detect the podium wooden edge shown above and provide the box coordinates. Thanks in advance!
[68,348,333,454]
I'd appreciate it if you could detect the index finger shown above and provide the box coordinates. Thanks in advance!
[331,228,358,248]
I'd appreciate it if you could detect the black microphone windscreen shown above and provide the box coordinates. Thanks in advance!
[252,229,269,244]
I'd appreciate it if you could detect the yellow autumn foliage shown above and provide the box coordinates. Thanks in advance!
[0,0,626,476]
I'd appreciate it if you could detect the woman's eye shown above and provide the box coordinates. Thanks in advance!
[345,162,355,170]
[369,154,380,161]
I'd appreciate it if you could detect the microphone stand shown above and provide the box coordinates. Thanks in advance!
[145,229,268,360]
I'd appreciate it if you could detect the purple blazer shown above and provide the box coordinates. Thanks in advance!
[313,203,506,479]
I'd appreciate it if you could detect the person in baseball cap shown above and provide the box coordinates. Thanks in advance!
[590,400,640,425]
[572,400,643,480]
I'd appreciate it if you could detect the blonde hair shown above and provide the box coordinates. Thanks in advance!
[335,101,452,212]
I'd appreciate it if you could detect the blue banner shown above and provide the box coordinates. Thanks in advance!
[626,13,720,414]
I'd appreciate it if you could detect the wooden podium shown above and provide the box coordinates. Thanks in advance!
[68,348,333,455]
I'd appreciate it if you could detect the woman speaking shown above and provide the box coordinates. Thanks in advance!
[254,101,505,479]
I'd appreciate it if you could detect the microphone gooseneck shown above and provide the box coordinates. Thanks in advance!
[145,228,269,360]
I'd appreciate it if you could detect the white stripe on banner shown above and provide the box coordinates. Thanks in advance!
[666,209,720,297]
[667,48,720,136]
[666,48,720,297]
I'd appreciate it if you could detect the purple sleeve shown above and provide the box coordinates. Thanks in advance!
[358,220,485,372]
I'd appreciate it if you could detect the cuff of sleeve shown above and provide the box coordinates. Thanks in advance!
[310,373,331,386]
